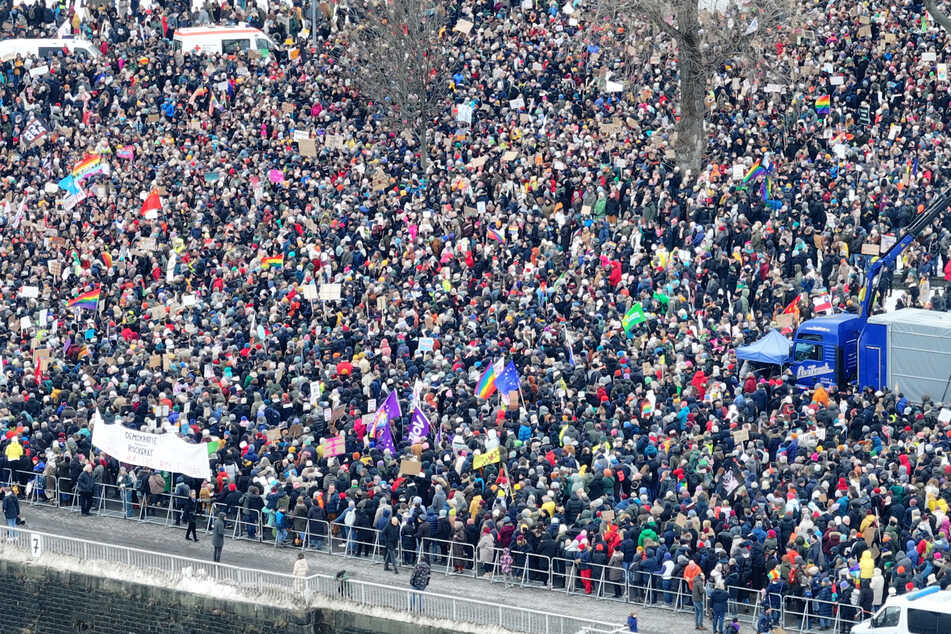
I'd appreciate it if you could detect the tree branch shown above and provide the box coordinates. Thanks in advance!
[925,0,951,33]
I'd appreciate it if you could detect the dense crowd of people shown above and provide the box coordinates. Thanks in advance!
[2,0,951,631]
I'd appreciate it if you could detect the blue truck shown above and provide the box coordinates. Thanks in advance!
[789,187,951,403]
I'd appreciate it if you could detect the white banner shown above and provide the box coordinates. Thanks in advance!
[92,414,210,479]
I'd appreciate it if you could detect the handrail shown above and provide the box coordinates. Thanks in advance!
[2,527,620,634]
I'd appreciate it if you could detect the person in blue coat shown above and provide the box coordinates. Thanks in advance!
[710,581,729,634]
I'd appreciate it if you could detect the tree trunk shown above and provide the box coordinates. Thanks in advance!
[676,55,707,179]
[674,0,705,179]
[417,124,430,173]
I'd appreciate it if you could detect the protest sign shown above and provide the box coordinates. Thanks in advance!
[92,417,210,479]
[399,459,422,476]
[473,447,501,469]
[319,283,342,301]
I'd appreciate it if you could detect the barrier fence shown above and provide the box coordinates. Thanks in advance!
[0,527,619,634]
[4,473,866,634]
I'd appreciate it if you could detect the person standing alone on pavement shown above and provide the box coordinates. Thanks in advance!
[3,487,20,540]
[409,557,431,611]
[76,464,96,516]
[182,489,198,542]
[212,512,226,562]
[383,515,400,574]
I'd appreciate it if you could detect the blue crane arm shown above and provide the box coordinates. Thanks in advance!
[860,185,951,319]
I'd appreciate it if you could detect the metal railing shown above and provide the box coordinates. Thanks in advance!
[6,483,868,633]
[0,527,620,634]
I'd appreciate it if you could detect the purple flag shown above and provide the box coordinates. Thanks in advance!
[405,407,431,443]
[371,390,401,454]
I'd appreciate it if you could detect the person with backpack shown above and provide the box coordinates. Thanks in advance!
[409,558,431,611]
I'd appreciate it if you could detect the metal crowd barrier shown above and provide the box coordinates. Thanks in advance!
[0,528,621,634]
[8,485,871,632]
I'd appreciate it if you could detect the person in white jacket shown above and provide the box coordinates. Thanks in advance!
[870,568,885,611]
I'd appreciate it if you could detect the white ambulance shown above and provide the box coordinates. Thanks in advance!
[851,586,951,634]
[172,25,278,57]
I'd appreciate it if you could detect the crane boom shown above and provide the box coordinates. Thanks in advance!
[859,185,951,319]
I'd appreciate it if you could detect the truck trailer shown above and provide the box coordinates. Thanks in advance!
[789,185,951,402]
[857,309,951,404]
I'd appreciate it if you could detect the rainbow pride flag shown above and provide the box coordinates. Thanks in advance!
[815,95,830,114]
[743,160,765,182]
[72,154,105,182]
[261,255,284,269]
[474,361,500,399]
[487,227,506,244]
[67,288,100,311]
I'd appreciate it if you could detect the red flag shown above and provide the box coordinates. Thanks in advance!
[35,357,42,385]
[783,294,802,315]
[140,190,162,219]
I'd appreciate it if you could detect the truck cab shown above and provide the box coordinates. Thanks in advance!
[789,313,863,389]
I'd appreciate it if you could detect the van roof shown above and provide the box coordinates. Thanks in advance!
[0,38,94,46]
[886,587,951,612]
[173,26,264,37]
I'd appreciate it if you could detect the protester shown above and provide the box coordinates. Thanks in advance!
[409,557,431,611]
[212,511,226,562]
[0,0,949,628]
[2,486,20,540]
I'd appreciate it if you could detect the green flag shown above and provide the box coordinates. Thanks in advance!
[653,291,669,305]
[206,440,221,456]
[622,303,647,333]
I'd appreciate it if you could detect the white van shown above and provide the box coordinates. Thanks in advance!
[0,38,100,61]
[851,587,951,634]
[172,25,278,57]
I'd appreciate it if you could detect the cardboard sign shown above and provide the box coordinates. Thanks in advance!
[289,423,303,438]
[861,242,880,256]
[775,313,796,329]
[19,286,39,299]
[29,64,49,78]
[149,354,161,368]
[453,19,473,35]
[323,436,345,457]
[399,459,422,476]
[299,138,317,157]
[324,134,344,149]
[732,428,749,443]
[600,509,615,524]
[319,283,342,301]
[418,337,435,352]
[266,428,282,443]
[282,102,295,114]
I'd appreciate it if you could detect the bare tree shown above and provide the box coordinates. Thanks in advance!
[344,0,451,172]
[597,0,794,176]
[925,0,951,33]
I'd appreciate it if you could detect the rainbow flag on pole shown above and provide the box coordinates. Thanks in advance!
[71,154,105,182]
[742,160,766,182]
[67,288,100,311]
[815,95,831,114]
[261,255,284,269]
[487,227,506,244]
[474,360,501,399]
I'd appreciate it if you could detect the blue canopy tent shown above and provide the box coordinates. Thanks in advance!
[735,329,791,365]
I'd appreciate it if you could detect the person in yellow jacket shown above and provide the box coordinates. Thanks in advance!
[4,438,23,462]
[859,550,874,580]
